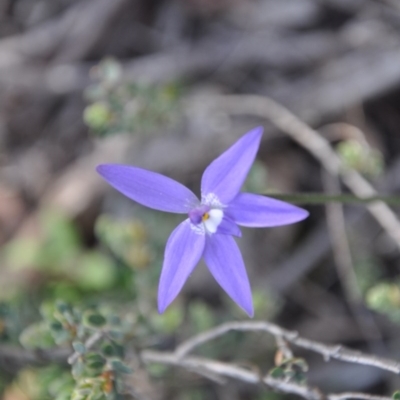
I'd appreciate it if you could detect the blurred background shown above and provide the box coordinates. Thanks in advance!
[1,0,400,399]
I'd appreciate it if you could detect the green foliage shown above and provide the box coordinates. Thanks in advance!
[3,210,80,272]
[150,303,184,334]
[83,312,107,329]
[256,392,282,400]
[337,139,384,177]
[4,366,74,400]
[20,321,56,349]
[366,282,400,323]
[1,210,117,299]
[84,58,182,136]
[188,301,215,332]
[95,214,153,270]
[393,391,400,400]
[269,357,308,385]
[20,300,135,398]
[84,103,113,131]
[252,290,282,320]
[78,252,116,291]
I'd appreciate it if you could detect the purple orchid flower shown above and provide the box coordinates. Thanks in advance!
[96,127,308,317]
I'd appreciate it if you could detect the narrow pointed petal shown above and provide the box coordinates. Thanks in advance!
[216,217,242,237]
[203,235,253,316]
[97,164,199,213]
[201,127,263,204]
[158,220,205,313]
[227,193,309,227]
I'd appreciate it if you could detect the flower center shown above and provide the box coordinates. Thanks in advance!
[202,212,210,221]
[188,206,223,234]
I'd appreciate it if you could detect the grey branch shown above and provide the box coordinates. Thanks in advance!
[141,350,393,400]
[329,394,396,400]
[141,318,399,400]
[174,321,400,374]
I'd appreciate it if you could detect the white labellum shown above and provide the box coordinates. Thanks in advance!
[203,209,223,234]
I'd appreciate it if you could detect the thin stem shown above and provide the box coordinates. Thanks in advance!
[322,170,383,346]
[267,192,400,205]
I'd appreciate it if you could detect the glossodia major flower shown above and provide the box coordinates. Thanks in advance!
[96,127,308,317]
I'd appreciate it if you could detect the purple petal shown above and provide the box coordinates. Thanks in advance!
[97,164,199,213]
[201,127,263,204]
[227,193,309,227]
[158,220,205,313]
[203,235,253,316]
[216,216,242,237]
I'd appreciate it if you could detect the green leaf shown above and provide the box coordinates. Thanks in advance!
[55,300,72,315]
[101,342,123,359]
[50,321,64,332]
[72,358,85,379]
[292,358,308,373]
[83,312,107,328]
[73,341,86,355]
[101,343,115,357]
[86,360,106,372]
[85,353,107,371]
[3,238,41,270]
[111,360,133,374]
[269,367,285,379]
[393,391,400,400]
[188,302,213,332]
[83,102,113,130]
[76,252,116,291]
[366,283,400,323]
[108,330,124,341]
[152,304,184,334]
[20,321,56,349]
[40,210,81,269]
[52,328,73,345]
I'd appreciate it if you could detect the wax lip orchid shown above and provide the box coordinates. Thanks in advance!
[96,127,308,317]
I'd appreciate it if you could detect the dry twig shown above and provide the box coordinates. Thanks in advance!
[173,321,400,374]
[140,320,400,399]
[141,351,393,400]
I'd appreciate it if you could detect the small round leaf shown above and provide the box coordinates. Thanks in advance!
[111,360,133,374]
[83,312,107,328]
